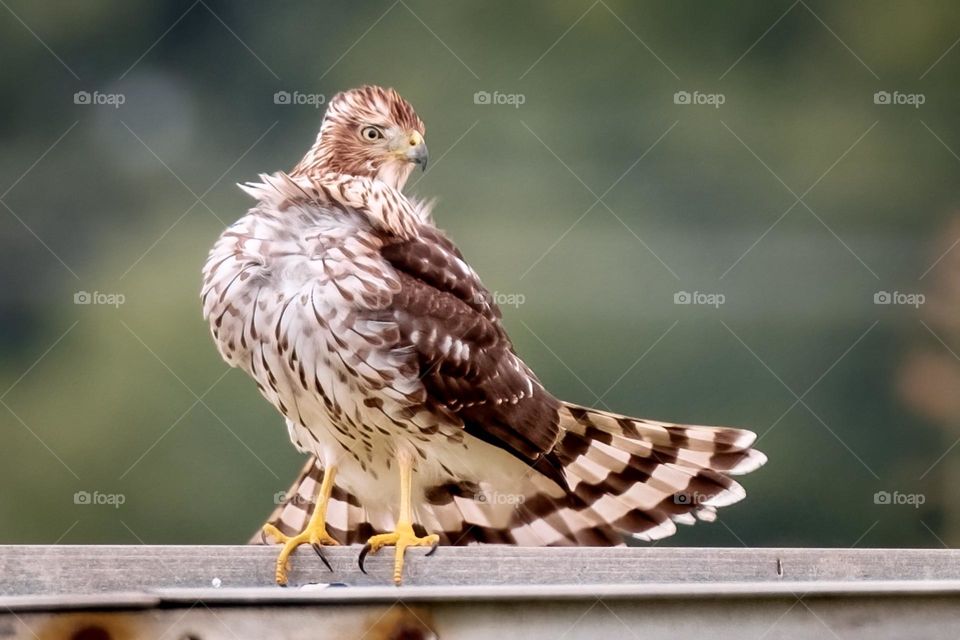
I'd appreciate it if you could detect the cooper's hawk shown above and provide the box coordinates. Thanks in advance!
[201,85,766,585]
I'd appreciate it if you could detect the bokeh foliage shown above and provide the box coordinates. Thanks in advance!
[1,0,959,547]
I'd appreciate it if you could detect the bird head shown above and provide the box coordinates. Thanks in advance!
[294,85,428,190]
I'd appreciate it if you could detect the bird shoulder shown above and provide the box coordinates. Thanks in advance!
[239,171,431,240]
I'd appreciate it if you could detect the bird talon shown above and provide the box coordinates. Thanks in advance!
[312,543,333,572]
[359,524,439,585]
[263,521,338,585]
[358,542,373,574]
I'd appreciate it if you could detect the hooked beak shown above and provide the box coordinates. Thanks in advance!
[408,143,429,171]
[403,131,429,171]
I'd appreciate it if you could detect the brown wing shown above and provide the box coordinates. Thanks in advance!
[381,227,567,488]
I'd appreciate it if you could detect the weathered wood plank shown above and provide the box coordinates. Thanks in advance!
[8,580,960,611]
[1,545,959,595]
[3,547,960,639]
[4,582,960,639]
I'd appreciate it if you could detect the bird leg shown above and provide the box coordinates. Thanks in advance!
[262,465,339,586]
[359,453,439,585]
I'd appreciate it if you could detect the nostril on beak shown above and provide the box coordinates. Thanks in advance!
[405,135,428,170]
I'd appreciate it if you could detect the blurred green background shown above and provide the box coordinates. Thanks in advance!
[2,0,959,549]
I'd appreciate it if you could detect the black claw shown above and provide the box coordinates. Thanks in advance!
[259,530,268,545]
[358,543,372,574]
[312,543,333,572]
[425,540,439,557]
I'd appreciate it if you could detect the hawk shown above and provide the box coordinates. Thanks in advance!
[201,85,766,585]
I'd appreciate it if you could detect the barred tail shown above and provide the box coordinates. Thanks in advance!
[254,456,382,546]
[256,405,766,547]
[255,456,603,547]
[551,402,767,541]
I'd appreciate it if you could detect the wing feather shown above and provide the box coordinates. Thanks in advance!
[381,229,566,487]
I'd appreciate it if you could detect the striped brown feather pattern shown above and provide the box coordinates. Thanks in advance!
[380,229,567,488]
[212,85,768,552]
[260,402,766,546]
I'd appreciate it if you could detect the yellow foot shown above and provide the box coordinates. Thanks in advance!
[358,522,440,585]
[262,523,339,586]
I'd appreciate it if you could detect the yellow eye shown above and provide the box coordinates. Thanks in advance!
[361,126,383,141]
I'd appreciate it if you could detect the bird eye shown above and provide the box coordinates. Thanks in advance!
[361,126,383,141]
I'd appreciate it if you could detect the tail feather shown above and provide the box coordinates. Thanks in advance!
[554,403,765,541]
[564,404,758,452]
[588,429,765,476]
[255,457,374,545]
[256,402,766,547]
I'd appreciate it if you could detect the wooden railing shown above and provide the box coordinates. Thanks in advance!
[2,546,959,638]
